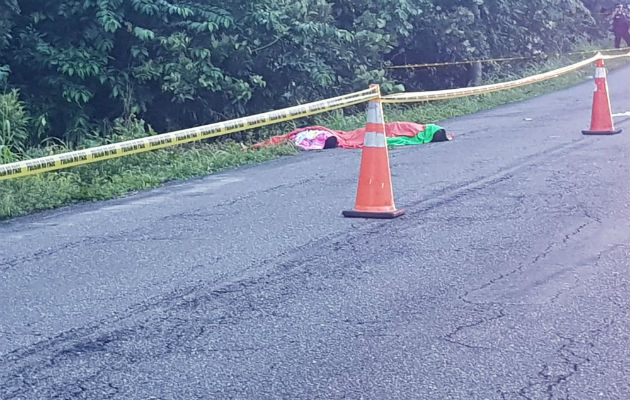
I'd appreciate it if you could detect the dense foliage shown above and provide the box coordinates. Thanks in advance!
[0,0,598,151]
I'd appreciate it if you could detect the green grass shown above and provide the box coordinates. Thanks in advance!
[0,141,298,218]
[0,48,627,220]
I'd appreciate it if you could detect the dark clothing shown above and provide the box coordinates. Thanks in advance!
[612,13,629,32]
[614,30,630,48]
[612,10,630,48]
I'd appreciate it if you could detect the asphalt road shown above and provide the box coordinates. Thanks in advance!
[1,66,629,400]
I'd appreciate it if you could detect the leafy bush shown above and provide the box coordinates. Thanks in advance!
[0,0,601,148]
[388,0,596,91]
[0,89,30,159]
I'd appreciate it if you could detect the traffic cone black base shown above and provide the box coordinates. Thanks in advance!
[581,128,622,135]
[342,209,406,219]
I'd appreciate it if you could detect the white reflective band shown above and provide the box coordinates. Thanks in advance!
[364,132,387,148]
[595,67,606,78]
[366,102,382,124]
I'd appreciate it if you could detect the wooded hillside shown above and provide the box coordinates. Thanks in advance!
[0,0,598,152]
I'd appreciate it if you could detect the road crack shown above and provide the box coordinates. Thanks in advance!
[442,306,506,351]
[517,321,613,400]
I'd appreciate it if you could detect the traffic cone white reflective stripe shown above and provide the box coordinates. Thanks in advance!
[366,100,382,124]
[364,96,388,148]
[364,132,387,148]
[594,66,606,79]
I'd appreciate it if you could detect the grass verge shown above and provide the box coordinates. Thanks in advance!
[0,142,298,219]
[1,49,627,220]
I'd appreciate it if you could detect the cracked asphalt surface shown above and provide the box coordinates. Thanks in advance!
[1,66,629,399]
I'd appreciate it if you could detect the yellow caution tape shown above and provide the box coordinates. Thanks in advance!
[601,51,630,61]
[0,87,380,181]
[387,55,541,69]
[382,51,630,104]
[387,47,630,70]
[3,50,628,181]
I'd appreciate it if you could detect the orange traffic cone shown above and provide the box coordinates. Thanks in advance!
[343,86,405,219]
[582,59,622,135]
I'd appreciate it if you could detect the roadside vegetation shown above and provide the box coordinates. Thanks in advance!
[2,47,625,219]
[0,0,624,219]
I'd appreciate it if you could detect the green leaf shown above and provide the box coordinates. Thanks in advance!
[133,27,156,41]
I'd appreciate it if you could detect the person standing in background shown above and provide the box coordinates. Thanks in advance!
[610,3,630,48]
